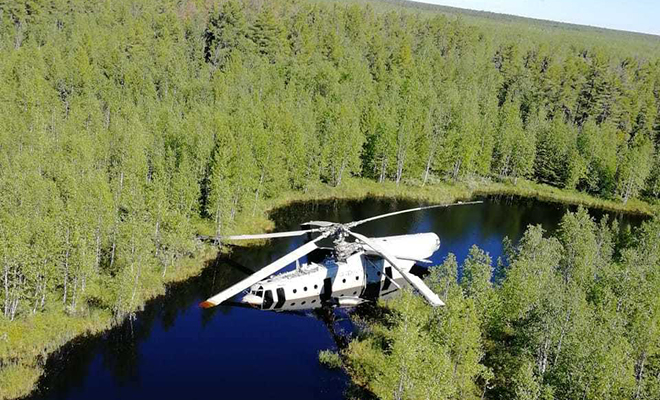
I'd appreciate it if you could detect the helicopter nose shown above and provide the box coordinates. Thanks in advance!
[242,294,263,308]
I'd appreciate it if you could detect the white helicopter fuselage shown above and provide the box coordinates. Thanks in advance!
[239,232,440,311]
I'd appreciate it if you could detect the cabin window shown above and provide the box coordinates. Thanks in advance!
[377,272,381,276]
[291,303,296,306]
[342,278,346,283]
[301,301,306,305]
[355,276,359,280]
[314,284,318,289]
[293,289,297,294]
[304,287,308,291]
[312,300,316,303]
[353,291,357,295]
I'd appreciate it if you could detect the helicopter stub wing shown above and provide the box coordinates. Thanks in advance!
[200,232,330,308]
[347,231,445,307]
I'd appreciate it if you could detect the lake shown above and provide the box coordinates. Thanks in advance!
[27,196,645,400]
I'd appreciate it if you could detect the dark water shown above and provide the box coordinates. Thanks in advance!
[27,197,645,400]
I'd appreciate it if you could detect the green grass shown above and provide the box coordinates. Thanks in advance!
[0,363,42,400]
[1,177,656,400]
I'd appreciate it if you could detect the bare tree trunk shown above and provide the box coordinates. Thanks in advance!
[10,275,24,321]
[63,227,70,305]
[154,219,161,257]
[32,277,41,314]
[110,240,116,269]
[452,159,462,180]
[623,171,634,205]
[95,225,101,272]
[3,259,9,317]
[539,336,550,374]
[104,103,111,129]
[71,275,79,313]
[395,147,405,185]
[422,152,434,186]
[39,262,46,310]
[253,169,265,216]
[110,172,124,269]
[500,154,511,177]
[336,160,346,186]
[379,157,387,183]
[14,20,23,49]
[554,309,572,365]
[215,203,222,237]
[129,259,142,312]
[635,351,647,399]
[230,195,238,221]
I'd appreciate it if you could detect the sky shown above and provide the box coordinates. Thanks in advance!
[412,0,660,36]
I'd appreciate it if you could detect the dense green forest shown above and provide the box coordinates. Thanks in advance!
[347,210,660,399]
[0,0,659,398]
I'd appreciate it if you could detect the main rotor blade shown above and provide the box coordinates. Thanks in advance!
[300,220,335,228]
[347,201,483,228]
[200,232,330,308]
[219,229,319,241]
[347,230,445,307]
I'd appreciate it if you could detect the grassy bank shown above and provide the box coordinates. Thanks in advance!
[1,177,655,399]
[225,177,655,239]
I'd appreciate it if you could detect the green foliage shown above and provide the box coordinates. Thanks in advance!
[318,349,343,369]
[0,0,659,398]
[347,211,660,400]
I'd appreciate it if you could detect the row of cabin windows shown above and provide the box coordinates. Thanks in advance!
[341,276,360,284]
[290,275,362,296]
[290,299,317,306]
[289,289,360,307]
[292,284,318,294]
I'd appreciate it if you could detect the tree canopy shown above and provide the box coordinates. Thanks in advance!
[0,0,659,398]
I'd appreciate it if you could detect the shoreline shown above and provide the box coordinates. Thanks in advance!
[1,177,656,400]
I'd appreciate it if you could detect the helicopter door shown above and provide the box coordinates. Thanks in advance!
[274,288,286,309]
[262,290,274,309]
[320,278,332,301]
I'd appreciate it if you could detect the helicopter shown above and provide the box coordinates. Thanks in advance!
[199,201,481,311]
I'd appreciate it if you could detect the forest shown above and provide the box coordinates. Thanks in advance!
[347,210,660,399]
[0,0,659,398]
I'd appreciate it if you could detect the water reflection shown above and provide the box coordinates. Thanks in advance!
[28,197,645,400]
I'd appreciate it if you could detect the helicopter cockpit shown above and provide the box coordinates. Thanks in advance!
[249,287,263,298]
[243,285,276,309]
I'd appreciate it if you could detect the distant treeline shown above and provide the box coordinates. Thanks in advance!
[0,0,659,343]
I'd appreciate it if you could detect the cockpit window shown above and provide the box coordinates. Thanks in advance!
[256,290,263,297]
[263,290,274,309]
